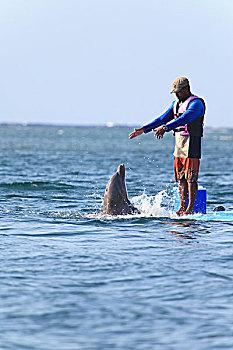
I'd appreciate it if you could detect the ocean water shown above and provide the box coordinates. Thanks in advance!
[0,125,233,350]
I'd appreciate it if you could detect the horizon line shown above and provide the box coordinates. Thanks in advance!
[0,122,232,131]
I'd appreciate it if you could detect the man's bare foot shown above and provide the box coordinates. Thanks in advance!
[183,209,194,216]
[176,208,186,216]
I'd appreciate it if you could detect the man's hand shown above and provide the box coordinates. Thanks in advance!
[153,126,166,139]
[129,127,145,139]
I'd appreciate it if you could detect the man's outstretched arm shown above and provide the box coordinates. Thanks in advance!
[129,102,174,139]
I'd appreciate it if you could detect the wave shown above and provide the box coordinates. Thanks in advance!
[0,181,76,191]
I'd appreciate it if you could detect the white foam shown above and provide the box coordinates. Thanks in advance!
[131,190,176,218]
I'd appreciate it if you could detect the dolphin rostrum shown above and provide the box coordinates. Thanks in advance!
[103,164,139,215]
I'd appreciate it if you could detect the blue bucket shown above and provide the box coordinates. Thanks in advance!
[173,186,207,214]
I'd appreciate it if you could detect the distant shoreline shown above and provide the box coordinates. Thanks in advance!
[0,122,232,132]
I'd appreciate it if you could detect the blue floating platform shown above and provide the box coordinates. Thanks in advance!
[173,186,207,214]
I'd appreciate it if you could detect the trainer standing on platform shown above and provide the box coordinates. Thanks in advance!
[129,77,206,216]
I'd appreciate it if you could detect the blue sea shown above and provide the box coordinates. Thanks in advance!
[0,125,233,350]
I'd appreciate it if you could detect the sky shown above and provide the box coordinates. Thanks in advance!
[0,0,232,127]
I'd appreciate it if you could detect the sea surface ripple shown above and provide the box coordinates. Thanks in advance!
[0,125,233,350]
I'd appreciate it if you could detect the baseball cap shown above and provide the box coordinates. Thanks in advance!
[170,77,190,93]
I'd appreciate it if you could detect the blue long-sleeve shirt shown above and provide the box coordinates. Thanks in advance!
[143,99,205,133]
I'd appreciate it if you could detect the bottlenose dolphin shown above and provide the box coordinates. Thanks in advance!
[103,164,139,215]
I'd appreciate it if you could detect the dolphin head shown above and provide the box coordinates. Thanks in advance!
[103,164,135,215]
[117,163,125,178]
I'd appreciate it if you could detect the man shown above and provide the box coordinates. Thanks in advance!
[129,77,205,216]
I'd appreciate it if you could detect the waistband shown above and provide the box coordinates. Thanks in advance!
[173,127,186,133]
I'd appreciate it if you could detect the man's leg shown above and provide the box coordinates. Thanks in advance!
[176,179,188,216]
[183,181,198,215]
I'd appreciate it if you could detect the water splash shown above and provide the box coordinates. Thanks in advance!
[132,190,176,218]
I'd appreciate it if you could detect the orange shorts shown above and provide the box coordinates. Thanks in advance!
[174,157,200,183]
